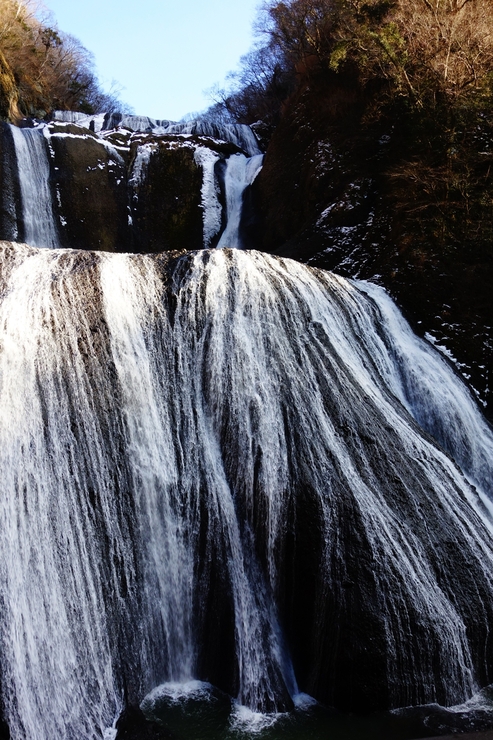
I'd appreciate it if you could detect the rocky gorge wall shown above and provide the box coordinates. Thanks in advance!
[250,78,493,422]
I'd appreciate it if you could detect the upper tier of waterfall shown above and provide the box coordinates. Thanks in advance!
[52,110,262,157]
[3,117,263,253]
[8,125,60,249]
[1,242,493,740]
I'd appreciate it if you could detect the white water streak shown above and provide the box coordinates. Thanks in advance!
[357,280,493,508]
[9,126,59,249]
[0,246,123,739]
[193,147,222,247]
[100,254,195,681]
[217,154,264,249]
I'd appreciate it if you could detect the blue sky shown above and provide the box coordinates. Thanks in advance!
[41,0,261,121]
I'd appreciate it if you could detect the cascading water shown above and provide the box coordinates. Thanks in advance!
[2,114,262,255]
[357,281,493,515]
[52,111,262,157]
[157,120,261,157]
[129,141,263,250]
[1,242,493,739]
[216,153,264,249]
[8,125,60,249]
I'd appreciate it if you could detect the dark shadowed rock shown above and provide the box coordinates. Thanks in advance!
[115,705,173,740]
[0,123,22,243]
[129,137,204,253]
[253,77,493,419]
[0,718,9,740]
[397,685,493,736]
[49,123,131,252]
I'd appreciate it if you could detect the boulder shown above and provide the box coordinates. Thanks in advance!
[115,705,173,740]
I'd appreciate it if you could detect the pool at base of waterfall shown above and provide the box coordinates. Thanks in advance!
[135,681,493,740]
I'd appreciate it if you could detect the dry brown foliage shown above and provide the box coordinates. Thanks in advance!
[259,0,493,108]
[0,0,124,120]
[388,0,493,104]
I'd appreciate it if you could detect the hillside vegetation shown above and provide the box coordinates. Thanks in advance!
[0,0,123,120]
[217,0,493,269]
[218,0,493,122]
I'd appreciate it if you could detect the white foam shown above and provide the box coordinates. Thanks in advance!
[293,692,318,709]
[142,680,215,707]
[230,703,281,734]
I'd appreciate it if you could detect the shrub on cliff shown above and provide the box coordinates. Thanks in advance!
[0,0,125,120]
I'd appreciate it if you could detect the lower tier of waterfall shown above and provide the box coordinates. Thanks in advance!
[0,242,493,740]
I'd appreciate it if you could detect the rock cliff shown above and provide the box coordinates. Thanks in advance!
[252,78,493,420]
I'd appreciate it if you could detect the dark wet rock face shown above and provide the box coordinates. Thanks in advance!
[49,124,131,252]
[129,138,204,253]
[47,124,214,254]
[0,124,22,243]
[252,78,493,419]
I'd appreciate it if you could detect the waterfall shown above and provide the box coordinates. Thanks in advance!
[193,150,264,249]
[50,110,106,133]
[357,281,493,515]
[158,120,261,157]
[1,242,493,739]
[9,125,60,249]
[216,153,264,249]
[129,143,264,250]
[9,113,263,254]
[52,111,262,156]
